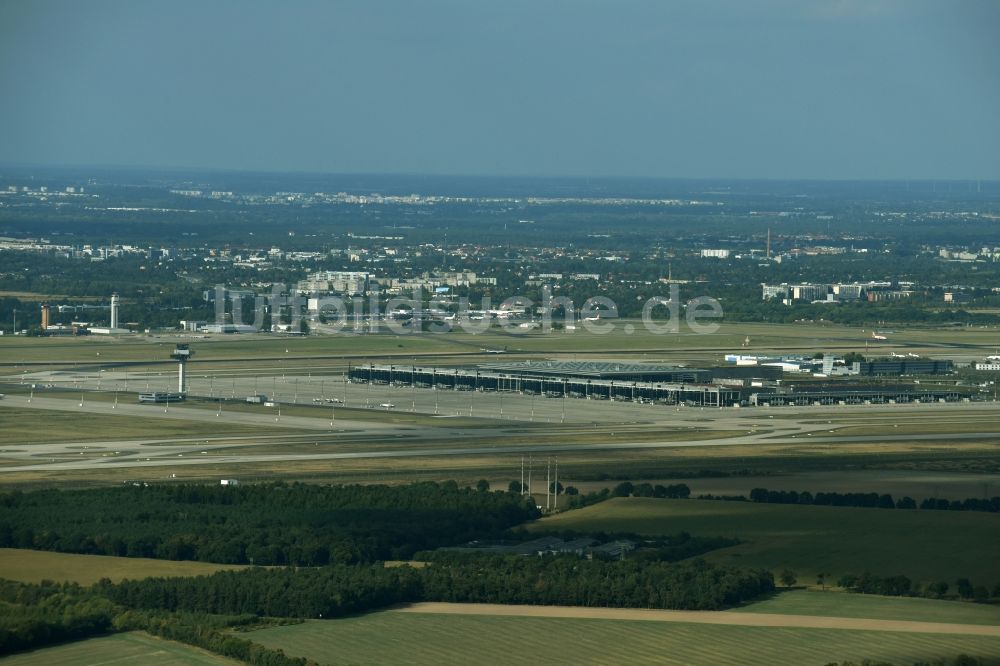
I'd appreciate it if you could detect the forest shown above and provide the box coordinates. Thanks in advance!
[1,556,774,658]
[0,481,540,565]
[0,480,780,659]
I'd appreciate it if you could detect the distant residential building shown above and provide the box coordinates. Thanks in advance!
[296,270,370,296]
[700,249,731,259]
[438,271,490,287]
[939,249,979,261]
[762,283,831,302]
[761,283,791,300]
[790,284,828,301]
[866,290,914,302]
[832,283,864,300]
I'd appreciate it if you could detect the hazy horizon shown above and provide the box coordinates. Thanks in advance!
[2,0,998,180]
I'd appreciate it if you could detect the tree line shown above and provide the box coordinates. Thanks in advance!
[102,556,773,618]
[612,482,691,499]
[747,488,1000,513]
[836,572,1000,603]
[552,482,689,510]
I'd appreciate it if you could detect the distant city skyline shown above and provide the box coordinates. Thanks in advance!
[1,0,998,180]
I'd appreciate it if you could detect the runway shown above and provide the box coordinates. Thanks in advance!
[2,390,999,474]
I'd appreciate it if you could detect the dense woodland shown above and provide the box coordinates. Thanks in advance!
[0,480,777,659]
[2,478,1000,661]
[0,556,774,658]
[0,482,540,565]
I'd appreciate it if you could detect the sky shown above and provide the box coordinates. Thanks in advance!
[0,0,998,180]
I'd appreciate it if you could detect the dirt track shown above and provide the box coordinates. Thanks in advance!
[395,602,1000,637]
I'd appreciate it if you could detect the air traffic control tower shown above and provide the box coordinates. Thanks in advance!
[171,344,193,393]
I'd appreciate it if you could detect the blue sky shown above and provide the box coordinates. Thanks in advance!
[1,0,997,179]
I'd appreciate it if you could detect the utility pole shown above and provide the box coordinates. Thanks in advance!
[561,381,566,423]
[546,458,551,510]
[554,458,559,510]
[527,456,532,500]
[520,456,525,495]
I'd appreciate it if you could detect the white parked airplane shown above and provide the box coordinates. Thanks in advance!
[870,331,887,340]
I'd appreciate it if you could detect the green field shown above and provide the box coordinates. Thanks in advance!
[0,631,239,665]
[244,610,1000,666]
[531,497,1000,584]
[0,407,301,445]
[607,469,1000,505]
[738,588,1000,625]
[0,549,248,585]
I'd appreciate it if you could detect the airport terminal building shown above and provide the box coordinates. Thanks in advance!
[347,359,971,409]
[349,361,741,407]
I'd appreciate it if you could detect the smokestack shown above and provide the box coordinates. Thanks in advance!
[766,228,771,259]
